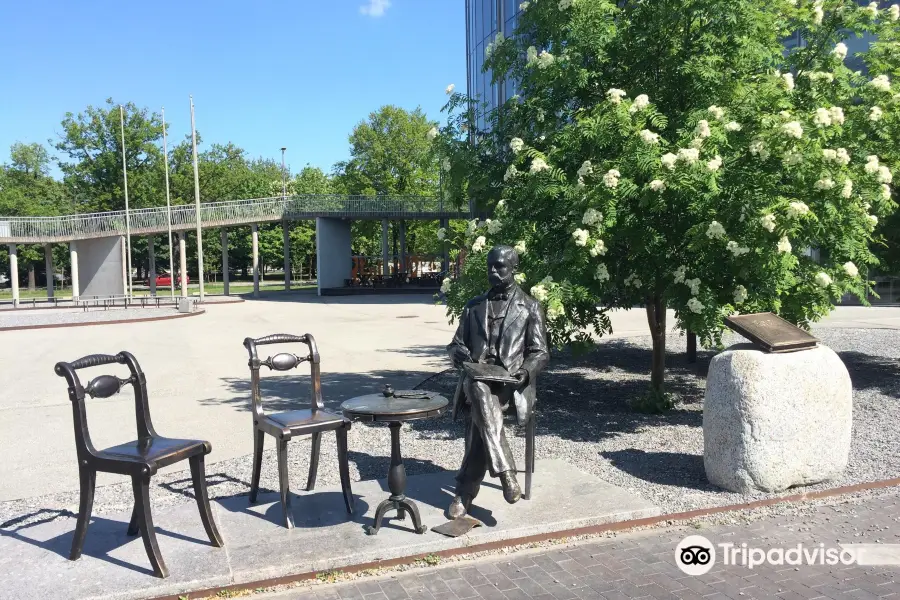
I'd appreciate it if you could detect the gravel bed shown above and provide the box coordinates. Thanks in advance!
[2,327,898,531]
[0,306,203,328]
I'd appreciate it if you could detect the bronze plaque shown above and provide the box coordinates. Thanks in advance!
[432,516,483,538]
[724,312,819,353]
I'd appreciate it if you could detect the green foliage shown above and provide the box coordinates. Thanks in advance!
[434,0,900,398]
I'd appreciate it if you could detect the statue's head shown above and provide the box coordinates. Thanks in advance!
[487,245,519,289]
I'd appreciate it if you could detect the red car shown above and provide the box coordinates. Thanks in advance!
[149,273,188,287]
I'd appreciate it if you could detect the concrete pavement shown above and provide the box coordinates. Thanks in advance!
[1,297,898,501]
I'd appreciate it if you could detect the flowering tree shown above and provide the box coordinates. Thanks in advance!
[433,0,900,411]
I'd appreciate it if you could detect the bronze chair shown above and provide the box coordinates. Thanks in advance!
[244,334,354,529]
[54,352,223,579]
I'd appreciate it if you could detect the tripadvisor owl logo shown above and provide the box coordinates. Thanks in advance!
[675,535,716,575]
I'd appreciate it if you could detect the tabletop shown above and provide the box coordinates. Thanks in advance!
[340,390,448,422]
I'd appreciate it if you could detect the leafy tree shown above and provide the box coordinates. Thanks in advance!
[436,0,900,410]
[55,99,164,212]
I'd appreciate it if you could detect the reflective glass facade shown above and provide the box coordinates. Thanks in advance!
[466,0,522,132]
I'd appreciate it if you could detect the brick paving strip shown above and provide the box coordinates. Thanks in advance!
[161,487,900,600]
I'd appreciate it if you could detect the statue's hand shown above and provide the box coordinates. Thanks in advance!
[513,368,529,387]
[452,346,473,365]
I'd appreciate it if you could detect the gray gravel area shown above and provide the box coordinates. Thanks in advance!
[0,305,204,328]
[1,327,897,532]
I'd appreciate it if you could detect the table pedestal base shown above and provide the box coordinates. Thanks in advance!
[365,421,428,535]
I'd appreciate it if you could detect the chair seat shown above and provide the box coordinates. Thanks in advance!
[265,409,345,431]
[97,436,208,469]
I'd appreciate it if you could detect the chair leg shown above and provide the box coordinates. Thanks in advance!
[277,439,294,529]
[306,431,322,491]
[336,424,354,514]
[69,467,96,560]
[131,475,168,578]
[249,428,264,504]
[524,416,535,500]
[189,455,224,547]
[127,504,139,536]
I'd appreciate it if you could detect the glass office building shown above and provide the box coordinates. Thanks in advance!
[465,0,522,132]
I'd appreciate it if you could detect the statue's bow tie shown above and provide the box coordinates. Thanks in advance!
[489,292,509,301]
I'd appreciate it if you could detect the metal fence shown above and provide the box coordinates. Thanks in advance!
[0,195,469,243]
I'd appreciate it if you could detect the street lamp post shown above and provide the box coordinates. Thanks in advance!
[280,147,287,201]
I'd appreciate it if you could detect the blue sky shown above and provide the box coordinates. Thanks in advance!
[0,0,465,178]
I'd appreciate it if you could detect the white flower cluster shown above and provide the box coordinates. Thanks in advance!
[782,121,803,138]
[761,213,777,232]
[577,160,593,178]
[750,139,769,160]
[727,241,750,256]
[446,83,455,95]
[465,219,478,237]
[607,88,627,104]
[883,184,893,199]
[515,240,527,255]
[594,264,610,282]
[630,94,650,113]
[510,137,524,153]
[624,273,642,288]
[685,277,701,296]
[673,266,687,284]
[815,272,832,288]
[536,50,555,69]
[725,121,742,132]
[603,169,620,188]
[783,149,803,166]
[590,239,607,256]
[892,4,900,20]
[866,155,893,183]
[777,236,792,253]
[504,164,519,181]
[519,1,530,9]
[844,261,859,277]
[822,148,850,165]
[787,201,810,218]
[867,214,879,228]
[514,272,527,284]
[582,208,602,225]
[868,1,879,18]
[783,72,795,91]
[427,127,438,140]
[526,46,538,64]
[813,0,824,24]
[833,42,848,61]
[640,129,660,144]
[870,106,883,121]
[530,283,549,302]
[487,219,503,234]
[696,119,712,139]
[814,178,835,190]
[441,277,452,294]
[678,148,700,164]
[558,0,572,9]
[530,157,550,173]
[661,153,677,170]
[708,105,725,120]
[437,227,446,241]
[442,157,452,172]
[687,298,704,314]
[649,179,666,192]
[842,179,854,198]
[472,236,487,252]
[806,71,834,83]
[706,220,726,239]
[707,155,723,172]
[572,228,589,246]
[870,74,891,92]
[733,285,748,304]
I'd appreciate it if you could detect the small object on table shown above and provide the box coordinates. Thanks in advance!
[341,389,448,535]
[461,361,520,384]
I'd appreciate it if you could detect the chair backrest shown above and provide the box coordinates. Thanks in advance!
[243,333,324,418]
[54,351,156,459]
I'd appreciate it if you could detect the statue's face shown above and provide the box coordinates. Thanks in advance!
[487,252,514,288]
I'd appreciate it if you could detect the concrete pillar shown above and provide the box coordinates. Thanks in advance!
[382,219,390,276]
[148,235,157,296]
[7,244,19,307]
[399,220,407,274]
[178,232,188,298]
[69,242,79,300]
[252,223,260,298]
[440,218,449,275]
[221,228,229,296]
[44,243,54,299]
[283,220,291,291]
[121,235,128,299]
[315,217,352,296]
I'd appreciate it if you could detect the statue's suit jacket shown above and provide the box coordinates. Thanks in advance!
[447,284,549,425]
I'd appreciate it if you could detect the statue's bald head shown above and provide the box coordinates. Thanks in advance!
[488,245,519,270]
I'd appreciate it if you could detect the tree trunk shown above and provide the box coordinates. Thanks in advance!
[645,293,666,396]
[27,263,36,291]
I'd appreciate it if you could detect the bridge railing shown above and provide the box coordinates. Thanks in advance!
[0,195,468,242]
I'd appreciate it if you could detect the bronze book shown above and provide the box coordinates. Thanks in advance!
[724,312,819,353]
[462,361,519,383]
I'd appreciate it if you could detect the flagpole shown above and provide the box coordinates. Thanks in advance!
[190,95,204,301]
[119,105,133,301]
[162,107,175,300]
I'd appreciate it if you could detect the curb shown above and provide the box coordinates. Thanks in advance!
[0,308,206,332]
[149,476,900,600]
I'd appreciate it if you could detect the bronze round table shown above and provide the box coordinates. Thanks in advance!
[341,387,448,535]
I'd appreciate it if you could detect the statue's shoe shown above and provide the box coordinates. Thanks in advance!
[448,495,471,519]
[500,471,521,504]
